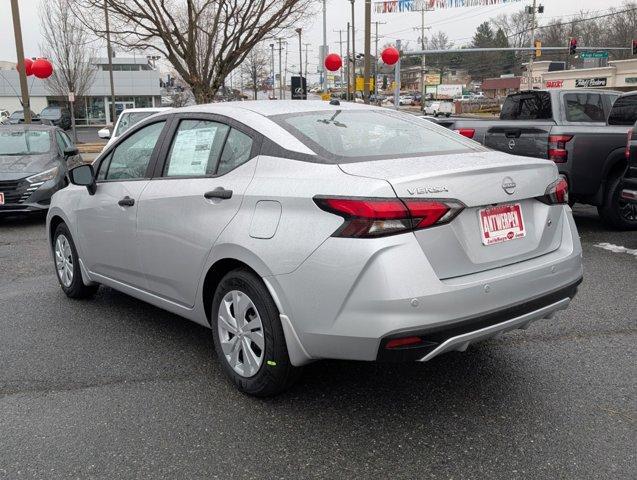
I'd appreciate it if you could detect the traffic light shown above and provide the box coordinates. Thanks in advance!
[569,38,577,55]
[534,40,542,59]
[632,39,637,55]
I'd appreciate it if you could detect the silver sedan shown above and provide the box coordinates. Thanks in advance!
[47,101,583,396]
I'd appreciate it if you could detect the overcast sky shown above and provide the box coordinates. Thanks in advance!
[0,0,629,76]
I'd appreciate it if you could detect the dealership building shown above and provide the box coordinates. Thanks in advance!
[0,57,161,125]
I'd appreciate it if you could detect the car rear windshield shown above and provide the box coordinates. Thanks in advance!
[608,94,637,125]
[274,109,476,161]
[115,112,157,136]
[500,92,553,120]
[0,130,51,155]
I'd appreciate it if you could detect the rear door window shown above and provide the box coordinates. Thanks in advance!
[217,129,254,175]
[563,93,605,122]
[608,95,637,125]
[500,92,553,120]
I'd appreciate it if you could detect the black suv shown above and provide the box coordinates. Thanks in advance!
[40,106,72,131]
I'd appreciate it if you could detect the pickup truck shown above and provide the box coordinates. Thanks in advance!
[445,89,636,229]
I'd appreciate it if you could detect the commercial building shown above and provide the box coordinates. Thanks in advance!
[0,56,161,125]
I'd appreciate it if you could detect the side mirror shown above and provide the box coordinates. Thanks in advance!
[98,128,111,139]
[69,164,96,195]
[63,146,79,157]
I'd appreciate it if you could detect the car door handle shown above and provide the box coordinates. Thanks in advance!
[118,196,135,207]
[204,188,233,200]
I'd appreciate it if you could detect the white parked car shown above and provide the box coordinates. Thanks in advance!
[424,101,453,117]
[0,109,10,124]
[98,107,171,150]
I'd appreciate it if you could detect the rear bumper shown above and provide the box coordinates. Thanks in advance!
[377,278,580,362]
[271,207,583,365]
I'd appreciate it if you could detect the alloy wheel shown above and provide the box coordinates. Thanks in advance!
[618,197,637,222]
[217,290,265,378]
[55,234,74,287]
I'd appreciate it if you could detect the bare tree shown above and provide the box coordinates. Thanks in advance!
[73,0,314,103]
[241,46,269,100]
[40,0,96,109]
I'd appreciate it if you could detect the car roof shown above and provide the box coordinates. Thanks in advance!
[173,100,379,118]
[1,124,60,132]
[120,107,172,114]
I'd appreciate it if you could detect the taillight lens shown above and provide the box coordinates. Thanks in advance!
[537,177,569,205]
[454,128,475,139]
[625,128,633,159]
[314,196,465,238]
[548,135,573,163]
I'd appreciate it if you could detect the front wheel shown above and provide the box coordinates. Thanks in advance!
[211,268,300,396]
[53,223,99,298]
[598,173,637,230]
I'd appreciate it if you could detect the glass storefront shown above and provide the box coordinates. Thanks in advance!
[47,95,159,125]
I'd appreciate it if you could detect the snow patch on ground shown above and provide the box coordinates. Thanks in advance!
[594,242,637,258]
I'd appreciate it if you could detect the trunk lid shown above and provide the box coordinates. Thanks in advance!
[339,151,564,279]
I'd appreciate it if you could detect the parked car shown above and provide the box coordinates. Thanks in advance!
[98,107,171,150]
[0,124,81,215]
[9,109,41,124]
[423,101,453,117]
[40,105,72,131]
[398,95,414,106]
[0,110,10,124]
[49,101,583,396]
[444,89,637,229]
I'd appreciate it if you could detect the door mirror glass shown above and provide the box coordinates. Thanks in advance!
[64,146,79,157]
[69,164,96,194]
[98,128,111,139]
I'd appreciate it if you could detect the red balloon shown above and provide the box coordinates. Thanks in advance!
[324,53,342,72]
[32,58,53,79]
[23,58,33,76]
[381,47,400,66]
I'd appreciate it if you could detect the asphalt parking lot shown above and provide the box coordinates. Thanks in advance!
[0,205,634,479]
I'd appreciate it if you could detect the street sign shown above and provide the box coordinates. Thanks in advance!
[580,51,608,59]
[291,76,307,100]
[68,91,75,102]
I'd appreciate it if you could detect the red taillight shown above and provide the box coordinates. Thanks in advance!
[314,196,464,238]
[454,128,475,139]
[548,135,573,163]
[537,177,569,205]
[385,336,423,349]
[625,128,633,159]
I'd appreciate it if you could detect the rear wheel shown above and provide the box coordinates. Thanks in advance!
[210,268,300,397]
[598,173,637,230]
[53,223,99,298]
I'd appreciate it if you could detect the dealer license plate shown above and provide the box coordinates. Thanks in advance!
[479,203,526,246]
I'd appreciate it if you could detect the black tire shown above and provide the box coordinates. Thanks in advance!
[53,223,99,298]
[210,268,300,397]
[597,173,637,230]
[445,113,451,117]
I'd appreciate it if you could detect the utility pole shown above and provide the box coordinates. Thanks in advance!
[394,39,401,109]
[363,0,371,104]
[346,22,351,101]
[278,38,283,100]
[270,43,275,99]
[304,43,311,90]
[334,29,347,91]
[10,0,31,123]
[420,7,426,106]
[321,0,327,93]
[527,0,537,90]
[104,0,117,125]
[296,28,304,99]
[373,21,385,102]
[350,0,356,99]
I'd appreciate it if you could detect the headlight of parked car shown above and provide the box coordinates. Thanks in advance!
[26,166,59,184]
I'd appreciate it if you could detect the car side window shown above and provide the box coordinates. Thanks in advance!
[164,120,229,177]
[55,131,71,152]
[105,121,165,180]
[564,93,605,122]
[96,151,113,181]
[217,128,253,176]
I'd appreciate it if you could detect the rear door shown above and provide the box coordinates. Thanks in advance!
[137,114,260,307]
[485,91,555,157]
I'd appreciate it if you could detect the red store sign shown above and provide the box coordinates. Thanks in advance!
[545,80,564,88]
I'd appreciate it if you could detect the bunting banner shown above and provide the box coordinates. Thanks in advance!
[374,0,522,14]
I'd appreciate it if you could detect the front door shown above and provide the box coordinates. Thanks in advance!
[137,116,259,306]
[75,120,167,288]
